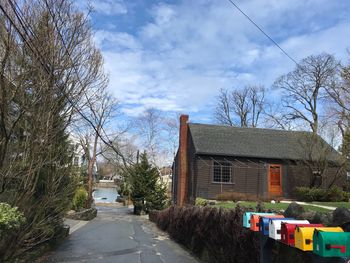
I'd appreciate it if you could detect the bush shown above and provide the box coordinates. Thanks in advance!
[294,187,309,201]
[325,187,346,202]
[72,187,88,211]
[195,198,208,206]
[216,192,258,202]
[294,186,348,202]
[0,203,26,233]
[149,206,259,263]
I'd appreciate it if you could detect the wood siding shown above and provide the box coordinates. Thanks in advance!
[193,156,268,199]
[190,157,347,200]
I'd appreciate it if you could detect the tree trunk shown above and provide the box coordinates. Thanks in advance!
[87,126,100,207]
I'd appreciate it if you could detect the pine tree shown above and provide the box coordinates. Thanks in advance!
[129,152,167,213]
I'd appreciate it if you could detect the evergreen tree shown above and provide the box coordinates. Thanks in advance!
[129,152,167,213]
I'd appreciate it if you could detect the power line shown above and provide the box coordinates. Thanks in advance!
[226,0,298,65]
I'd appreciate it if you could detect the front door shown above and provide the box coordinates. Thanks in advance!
[269,164,282,196]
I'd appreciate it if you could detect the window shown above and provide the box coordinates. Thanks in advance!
[213,161,232,183]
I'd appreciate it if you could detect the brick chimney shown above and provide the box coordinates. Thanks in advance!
[177,114,189,206]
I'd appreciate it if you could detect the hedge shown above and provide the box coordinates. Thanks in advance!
[294,186,350,202]
[149,205,259,263]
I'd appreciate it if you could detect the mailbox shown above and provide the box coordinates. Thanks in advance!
[295,227,343,251]
[259,216,286,236]
[281,223,323,246]
[243,212,275,228]
[313,229,350,257]
[249,214,283,231]
[269,219,309,240]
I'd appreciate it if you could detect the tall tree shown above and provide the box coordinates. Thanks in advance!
[0,0,107,259]
[215,85,265,127]
[275,53,340,134]
[76,91,118,206]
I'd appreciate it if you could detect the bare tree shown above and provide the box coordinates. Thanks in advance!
[275,53,340,134]
[297,133,346,188]
[325,58,350,134]
[264,103,294,130]
[134,109,179,176]
[135,108,163,166]
[215,85,265,127]
[99,136,138,176]
[75,91,120,205]
[163,114,179,160]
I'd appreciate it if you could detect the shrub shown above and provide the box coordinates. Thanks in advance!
[216,192,258,202]
[294,186,348,202]
[325,187,346,202]
[195,197,208,206]
[72,187,88,211]
[149,205,259,263]
[0,203,26,233]
[306,188,327,202]
[294,187,309,201]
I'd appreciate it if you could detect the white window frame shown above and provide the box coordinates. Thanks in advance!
[212,161,233,184]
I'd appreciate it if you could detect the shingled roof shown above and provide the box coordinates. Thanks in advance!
[188,123,340,161]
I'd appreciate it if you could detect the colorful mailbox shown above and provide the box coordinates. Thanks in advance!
[259,216,286,235]
[243,212,275,228]
[281,223,323,246]
[295,227,343,251]
[250,214,283,231]
[269,219,309,240]
[313,229,350,257]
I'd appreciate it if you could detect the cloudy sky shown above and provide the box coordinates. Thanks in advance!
[82,0,350,123]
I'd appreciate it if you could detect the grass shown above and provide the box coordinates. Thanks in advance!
[215,201,330,213]
[312,202,350,209]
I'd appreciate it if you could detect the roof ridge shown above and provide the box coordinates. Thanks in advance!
[188,122,312,134]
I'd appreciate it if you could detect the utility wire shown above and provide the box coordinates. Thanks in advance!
[226,0,298,65]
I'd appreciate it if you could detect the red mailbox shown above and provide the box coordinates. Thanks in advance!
[281,223,323,246]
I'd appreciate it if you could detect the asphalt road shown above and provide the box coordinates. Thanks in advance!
[45,205,200,263]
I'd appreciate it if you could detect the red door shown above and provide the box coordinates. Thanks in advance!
[269,164,282,196]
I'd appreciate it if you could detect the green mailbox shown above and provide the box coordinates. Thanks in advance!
[313,229,350,257]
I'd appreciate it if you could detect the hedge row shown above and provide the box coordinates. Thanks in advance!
[149,205,259,263]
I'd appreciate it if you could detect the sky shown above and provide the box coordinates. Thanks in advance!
[79,0,350,124]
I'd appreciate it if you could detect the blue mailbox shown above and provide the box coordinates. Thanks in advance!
[243,212,275,228]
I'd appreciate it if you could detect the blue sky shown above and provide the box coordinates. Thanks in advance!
[80,0,350,123]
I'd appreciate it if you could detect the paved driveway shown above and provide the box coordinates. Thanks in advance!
[45,206,199,263]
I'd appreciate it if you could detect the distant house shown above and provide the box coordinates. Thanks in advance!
[69,135,85,168]
[172,115,346,206]
[160,166,172,196]
[69,134,98,179]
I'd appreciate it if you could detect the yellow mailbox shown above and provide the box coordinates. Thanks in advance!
[294,226,343,251]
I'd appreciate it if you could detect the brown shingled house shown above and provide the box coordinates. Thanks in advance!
[172,115,346,206]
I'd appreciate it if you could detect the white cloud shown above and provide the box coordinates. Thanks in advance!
[92,0,350,120]
[91,0,127,15]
